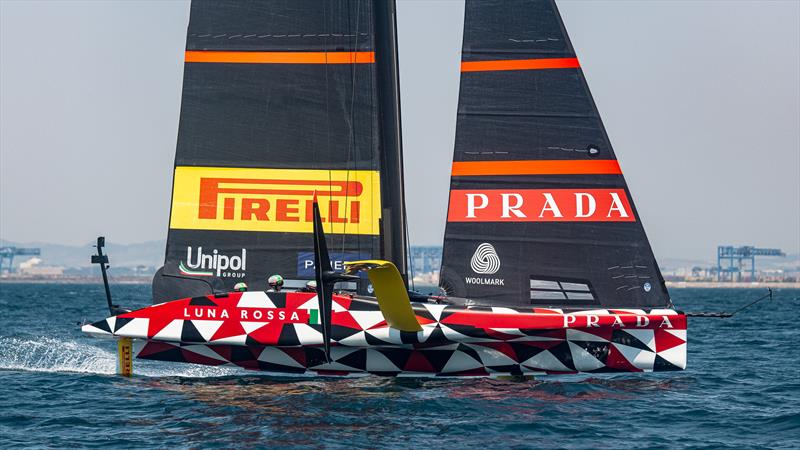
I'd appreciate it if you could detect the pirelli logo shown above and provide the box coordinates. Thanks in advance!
[170,167,381,235]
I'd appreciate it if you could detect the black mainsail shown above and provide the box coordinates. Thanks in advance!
[153,0,407,302]
[439,0,669,308]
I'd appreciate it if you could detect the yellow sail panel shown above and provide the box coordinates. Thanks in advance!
[169,167,381,235]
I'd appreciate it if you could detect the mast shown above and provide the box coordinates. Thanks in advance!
[373,0,408,280]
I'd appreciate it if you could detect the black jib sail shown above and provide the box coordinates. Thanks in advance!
[153,0,406,302]
[439,0,669,309]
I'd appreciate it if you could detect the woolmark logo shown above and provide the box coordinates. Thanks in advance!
[179,246,247,278]
[470,243,500,275]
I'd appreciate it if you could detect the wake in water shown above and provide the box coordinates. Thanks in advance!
[0,336,676,386]
[0,336,117,375]
[0,335,242,378]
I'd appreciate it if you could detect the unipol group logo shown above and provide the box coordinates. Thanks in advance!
[179,246,246,279]
[169,167,382,235]
[470,243,500,275]
[466,243,504,286]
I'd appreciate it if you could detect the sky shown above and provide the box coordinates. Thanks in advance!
[1,0,798,261]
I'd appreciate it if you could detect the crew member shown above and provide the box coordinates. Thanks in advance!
[233,282,248,292]
[299,280,317,293]
[267,274,284,292]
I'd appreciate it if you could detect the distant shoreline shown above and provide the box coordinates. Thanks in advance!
[1,277,797,289]
[665,281,800,289]
[0,276,151,285]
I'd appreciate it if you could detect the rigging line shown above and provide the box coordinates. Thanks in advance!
[405,212,415,292]
[686,289,773,318]
[341,0,361,256]
[323,3,333,237]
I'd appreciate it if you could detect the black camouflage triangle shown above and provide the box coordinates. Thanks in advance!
[419,349,453,372]
[336,349,367,370]
[113,317,133,333]
[572,341,609,364]
[258,360,306,374]
[380,348,413,370]
[92,319,112,333]
[612,329,652,352]
[509,342,548,363]
[181,320,206,343]
[547,341,577,371]
[189,296,217,306]
[653,354,681,371]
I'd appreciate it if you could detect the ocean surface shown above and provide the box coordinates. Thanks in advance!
[0,283,798,449]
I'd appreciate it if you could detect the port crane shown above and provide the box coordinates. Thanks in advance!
[717,246,785,281]
[0,247,42,274]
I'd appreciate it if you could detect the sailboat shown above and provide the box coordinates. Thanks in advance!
[82,0,687,377]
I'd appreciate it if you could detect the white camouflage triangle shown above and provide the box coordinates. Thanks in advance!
[258,347,305,368]
[237,291,277,308]
[191,320,224,341]
[292,323,323,345]
[441,350,484,373]
[241,321,268,334]
[566,328,609,343]
[567,341,605,371]
[522,350,571,372]
[296,295,345,312]
[115,318,149,339]
[350,310,386,330]
[338,330,369,346]
[624,329,656,352]
[366,349,399,372]
[153,319,184,341]
[612,342,655,371]
[472,345,517,367]
[423,304,447,321]
[658,343,687,369]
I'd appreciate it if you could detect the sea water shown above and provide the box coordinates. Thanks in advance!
[0,283,798,449]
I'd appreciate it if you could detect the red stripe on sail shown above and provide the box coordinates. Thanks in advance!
[185,51,376,64]
[461,57,580,72]
[451,160,622,176]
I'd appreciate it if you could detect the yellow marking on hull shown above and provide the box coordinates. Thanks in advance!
[117,337,133,377]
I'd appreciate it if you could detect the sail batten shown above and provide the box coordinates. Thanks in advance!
[440,0,669,309]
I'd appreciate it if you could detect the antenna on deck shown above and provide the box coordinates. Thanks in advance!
[91,236,128,316]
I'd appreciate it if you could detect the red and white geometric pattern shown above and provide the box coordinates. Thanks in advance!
[82,291,687,377]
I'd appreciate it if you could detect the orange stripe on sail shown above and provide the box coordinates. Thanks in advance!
[451,160,622,176]
[184,51,376,64]
[461,57,580,73]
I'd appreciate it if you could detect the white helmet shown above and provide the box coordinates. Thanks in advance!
[268,274,284,291]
